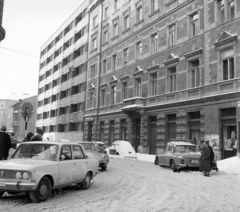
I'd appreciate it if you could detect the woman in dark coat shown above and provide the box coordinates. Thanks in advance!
[199,141,211,177]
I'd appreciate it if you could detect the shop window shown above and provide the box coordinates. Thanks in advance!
[188,111,201,146]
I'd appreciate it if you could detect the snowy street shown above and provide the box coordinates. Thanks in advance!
[0,157,240,212]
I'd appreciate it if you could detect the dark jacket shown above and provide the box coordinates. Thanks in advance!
[0,131,12,157]
[199,147,211,172]
[23,137,31,142]
[31,135,42,141]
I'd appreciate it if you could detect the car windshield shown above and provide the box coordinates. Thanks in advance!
[176,145,197,153]
[80,143,95,150]
[11,144,59,161]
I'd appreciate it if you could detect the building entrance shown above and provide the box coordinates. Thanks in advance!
[87,122,92,141]
[149,116,157,154]
[133,118,140,152]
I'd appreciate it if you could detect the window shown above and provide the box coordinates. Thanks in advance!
[189,60,200,88]
[90,64,96,78]
[122,82,128,100]
[102,59,107,74]
[114,0,118,12]
[123,48,129,64]
[151,34,158,54]
[169,24,176,46]
[150,73,157,96]
[89,92,94,108]
[136,41,142,59]
[218,0,235,23]
[100,122,105,142]
[113,22,118,37]
[104,7,108,20]
[73,145,84,159]
[136,5,143,22]
[222,49,234,81]
[101,89,105,106]
[93,16,97,28]
[92,37,97,50]
[112,54,117,70]
[103,30,108,43]
[60,145,72,160]
[120,120,127,140]
[135,78,142,97]
[227,0,235,20]
[151,0,158,12]
[111,86,116,105]
[190,13,199,37]
[124,15,129,30]
[168,67,176,92]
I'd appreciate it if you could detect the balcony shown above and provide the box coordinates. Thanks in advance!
[121,97,144,116]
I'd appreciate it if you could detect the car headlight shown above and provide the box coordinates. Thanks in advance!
[22,172,29,180]
[15,171,22,179]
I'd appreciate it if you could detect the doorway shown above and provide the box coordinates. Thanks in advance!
[87,122,92,141]
[133,118,140,152]
[149,116,157,154]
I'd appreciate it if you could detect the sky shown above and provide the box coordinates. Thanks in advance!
[0,0,84,100]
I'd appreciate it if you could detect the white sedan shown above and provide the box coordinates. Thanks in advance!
[104,140,137,159]
[0,141,99,203]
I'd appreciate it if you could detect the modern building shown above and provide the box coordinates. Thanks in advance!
[0,99,16,132]
[84,0,240,159]
[0,0,5,42]
[11,95,37,141]
[36,0,93,142]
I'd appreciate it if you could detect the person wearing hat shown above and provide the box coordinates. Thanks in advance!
[0,125,12,160]
[31,129,44,141]
[199,140,212,177]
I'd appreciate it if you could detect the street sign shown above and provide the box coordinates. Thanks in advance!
[21,102,33,121]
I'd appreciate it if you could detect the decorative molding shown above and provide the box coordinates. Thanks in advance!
[109,76,118,85]
[100,83,107,88]
[214,31,237,49]
[148,9,160,18]
[184,48,203,60]
[164,54,179,66]
[146,64,159,72]
[133,66,143,77]
[120,75,130,81]
[134,19,144,27]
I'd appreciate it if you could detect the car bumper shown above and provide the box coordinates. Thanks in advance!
[178,163,200,168]
[0,180,37,192]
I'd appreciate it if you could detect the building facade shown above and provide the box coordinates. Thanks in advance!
[84,0,240,159]
[0,99,16,132]
[0,0,5,42]
[11,96,37,141]
[36,0,94,142]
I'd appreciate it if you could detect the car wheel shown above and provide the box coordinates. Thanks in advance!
[81,172,92,190]
[171,161,177,172]
[102,165,107,171]
[29,177,52,203]
[154,157,159,165]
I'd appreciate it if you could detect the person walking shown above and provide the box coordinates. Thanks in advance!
[0,125,12,160]
[23,132,34,142]
[31,129,44,141]
[199,141,211,177]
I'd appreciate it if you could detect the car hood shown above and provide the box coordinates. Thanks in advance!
[0,159,55,170]
[180,152,201,159]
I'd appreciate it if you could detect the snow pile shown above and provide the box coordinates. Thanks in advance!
[217,156,240,176]
[136,153,155,163]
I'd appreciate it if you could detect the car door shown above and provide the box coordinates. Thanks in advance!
[159,145,168,166]
[165,144,173,166]
[58,145,76,186]
[72,145,87,182]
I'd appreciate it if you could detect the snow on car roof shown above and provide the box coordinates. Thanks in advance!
[169,141,196,146]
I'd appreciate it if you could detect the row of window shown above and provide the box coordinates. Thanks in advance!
[39,62,86,89]
[40,7,87,57]
[88,48,235,108]
[41,122,84,133]
[38,82,86,107]
[40,42,87,70]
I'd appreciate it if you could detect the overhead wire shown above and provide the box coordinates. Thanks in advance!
[0,46,40,58]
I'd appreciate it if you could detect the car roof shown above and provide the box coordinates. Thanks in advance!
[168,141,196,146]
[20,141,82,146]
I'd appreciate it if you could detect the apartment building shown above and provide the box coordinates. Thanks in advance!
[84,0,240,159]
[36,0,93,142]
[0,0,5,42]
[0,99,16,132]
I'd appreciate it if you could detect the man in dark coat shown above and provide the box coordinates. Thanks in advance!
[199,141,211,177]
[0,125,11,160]
[31,129,44,141]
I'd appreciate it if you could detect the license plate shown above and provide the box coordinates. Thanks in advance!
[191,160,199,164]
[0,182,6,187]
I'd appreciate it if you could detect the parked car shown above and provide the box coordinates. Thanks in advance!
[92,141,109,153]
[155,141,201,172]
[104,140,137,159]
[78,141,109,171]
[0,141,98,203]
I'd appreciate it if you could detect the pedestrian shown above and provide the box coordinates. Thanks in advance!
[31,129,44,141]
[212,139,221,161]
[199,141,211,177]
[23,132,34,142]
[0,125,12,160]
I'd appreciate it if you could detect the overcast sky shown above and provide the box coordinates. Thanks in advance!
[0,0,84,99]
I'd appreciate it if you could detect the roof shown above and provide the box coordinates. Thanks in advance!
[20,141,80,145]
